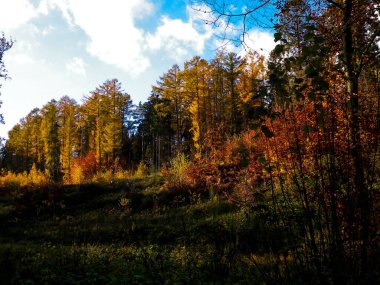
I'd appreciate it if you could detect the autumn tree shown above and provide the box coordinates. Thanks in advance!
[3,108,43,172]
[153,65,191,154]
[41,100,61,180]
[223,52,245,134]
[137,93,173,169]
[195,0,379,283]
[237,51,267,129]
[80,79,132,168]
[0,34,13,168]
[4,124,24,171]
[0,33,13,127]
[183,56,212,155]
[58,96,79,182]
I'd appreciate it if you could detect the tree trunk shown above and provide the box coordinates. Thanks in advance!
[343,0,369,279]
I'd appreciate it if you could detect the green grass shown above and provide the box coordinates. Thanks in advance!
[0,177,312,285]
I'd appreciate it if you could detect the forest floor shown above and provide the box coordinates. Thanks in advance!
[0,176,340,284]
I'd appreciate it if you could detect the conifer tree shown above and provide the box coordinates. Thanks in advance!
[58,96,79,182]
[41,100,61,180]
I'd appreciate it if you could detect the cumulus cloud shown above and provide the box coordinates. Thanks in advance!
[6,53,35,65]
[38,0,213,74]
[39,0,153,76]
[146,15,212,61]
[66,57,86,76]
[0,0,273,76]
[244,30,276,57]
[191,3,275,58]
[212,29,275,59]
[0,0,37,31]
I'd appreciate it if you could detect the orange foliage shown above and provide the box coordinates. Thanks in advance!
[69,151,98,184]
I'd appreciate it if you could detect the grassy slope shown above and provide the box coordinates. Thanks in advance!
[0,176,307,285]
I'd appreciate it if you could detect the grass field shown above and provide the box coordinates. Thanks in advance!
[0,176,334,284]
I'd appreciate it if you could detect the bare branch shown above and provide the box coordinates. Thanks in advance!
[325,0,345,11]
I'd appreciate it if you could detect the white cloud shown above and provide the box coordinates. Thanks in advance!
[39,0,213,74]
[244,30,276,57]
[190,3,275,57]
[6,53,34,65]
[14,40,34,52]
[37,0,75,25]
[28,23,55,36]
[0,0,37,31]
[211,30,275,59]
[40,0,154,76]
[146,16,212,61]
[145,5,214,62]
[0,0,216,75]
[190,4,239,39]
[66,57,86,76]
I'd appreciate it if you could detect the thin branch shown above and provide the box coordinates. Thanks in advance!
[325,0,345,11]
[211,0,272,18]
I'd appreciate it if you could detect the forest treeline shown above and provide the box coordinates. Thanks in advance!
[1,51,268,182]
[0,0,379,283]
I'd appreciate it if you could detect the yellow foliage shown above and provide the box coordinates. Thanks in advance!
[71,165,85,185]
[134,162,147,178]
[114,170,130,179]
[0,164,51,189]
[167,154,190,187]
[90,170,114,184]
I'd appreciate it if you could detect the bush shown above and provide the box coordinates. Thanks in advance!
[134,161,147,178]
[0,164,51,190]
[166,154,190,188]
[114,170,130,180]
[69,152,98,184]
[90,170,114,184]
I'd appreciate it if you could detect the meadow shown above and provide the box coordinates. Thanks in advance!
[0,173,318,285]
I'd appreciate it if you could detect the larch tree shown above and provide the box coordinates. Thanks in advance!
[58,96,79,182]
[26,108,43,170]
[183,56,210,155]
[101,79,131,166]
[82,89,106,167]
[237,50,267,129]
[41,100,61,180]
[0,33,13,126]
[0,34,13,168]
[153,65,190,154]
[5,124,24,171]
[223,52,244,134]
[209,51,228,126]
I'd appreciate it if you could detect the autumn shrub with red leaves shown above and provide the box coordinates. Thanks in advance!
[169,127,267,207]
[69,151,98,184]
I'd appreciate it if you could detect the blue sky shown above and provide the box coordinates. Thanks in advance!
[0,0,275,138]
